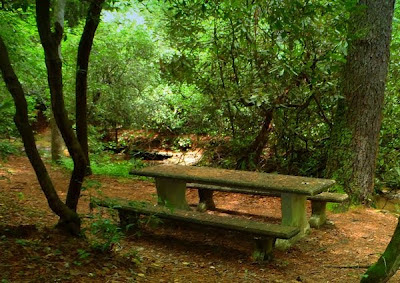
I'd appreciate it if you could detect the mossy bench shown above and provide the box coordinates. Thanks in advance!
[91,199,300,261]
[186,183,348,228]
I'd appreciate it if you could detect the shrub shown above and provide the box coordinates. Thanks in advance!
[0,140,19,160]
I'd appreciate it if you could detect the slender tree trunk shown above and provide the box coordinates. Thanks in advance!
[76,0,105,175]
[0,36,81,235]
[362,217,400,282]
[36,0,87,214]
[236,109,273,169]
[114,123,118,147]
[213,20,236,139]
[50,0,65,164]
[326,0,395,203]
[50,111,63,162]
[0,0,104,235]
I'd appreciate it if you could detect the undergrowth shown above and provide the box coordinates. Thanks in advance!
[59,153,146,178]
[0,140,20,160]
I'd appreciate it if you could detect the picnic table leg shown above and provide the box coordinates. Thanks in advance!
[309,200,327,228]
[252,237,276,261]
[155,177,190,210]
[118,209,140,232]
[276,193,310,250]
[197,189,216,212]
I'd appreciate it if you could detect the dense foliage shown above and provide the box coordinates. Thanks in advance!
[1,1,400,190]
[0,7,46,137]
[144,0,350,174]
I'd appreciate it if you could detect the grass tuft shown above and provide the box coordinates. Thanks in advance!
[60,153,146,178]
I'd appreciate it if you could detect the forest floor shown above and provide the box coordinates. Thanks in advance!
[1,154,400,282]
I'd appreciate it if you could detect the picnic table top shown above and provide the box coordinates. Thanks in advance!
[130,164,335,196]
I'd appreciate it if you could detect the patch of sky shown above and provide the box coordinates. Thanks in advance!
[103,9,145,27]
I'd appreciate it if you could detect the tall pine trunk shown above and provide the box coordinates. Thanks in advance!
[326,0,395,204]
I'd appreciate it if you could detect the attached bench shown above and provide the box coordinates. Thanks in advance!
[186,183,348,228]
[91,198,300,261]
[308,192,348,228]
[130,164,336,247]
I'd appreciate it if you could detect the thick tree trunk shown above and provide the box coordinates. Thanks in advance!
[362,217,400,283]
[76,0,105,175]
[36,0,87,213]
[326,0,395,203]
[0,36,80,235]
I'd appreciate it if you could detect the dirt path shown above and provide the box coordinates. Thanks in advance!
[1,156,399,282]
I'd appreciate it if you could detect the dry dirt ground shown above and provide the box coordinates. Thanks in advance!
[1,155,400,282]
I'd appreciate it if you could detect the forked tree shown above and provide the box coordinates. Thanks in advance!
[0,0,104,235]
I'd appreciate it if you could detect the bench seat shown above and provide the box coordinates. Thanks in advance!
[186,183,348,228]
[308,192,348,228]
[91,198,300,261]
[307,192,348,202]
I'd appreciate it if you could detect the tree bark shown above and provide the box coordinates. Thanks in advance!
[51,0,65,165]
[362,217,400,283]
[326,0,395,203]
[76,0,105,175]
[0,36,81,235]
[236,109,273,169]
[36,0,87,213]
[50,111,63,162]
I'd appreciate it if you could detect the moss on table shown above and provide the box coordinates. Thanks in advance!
[131,164,335,196]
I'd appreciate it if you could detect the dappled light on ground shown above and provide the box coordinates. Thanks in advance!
[1,156,400,282]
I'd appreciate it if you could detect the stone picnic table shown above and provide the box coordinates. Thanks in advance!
[130,164,335,246]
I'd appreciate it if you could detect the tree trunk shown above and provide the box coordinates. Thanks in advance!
[36,0,87,213]
[76,0,105,175]
[50,111,63,162]
[361,216,400,283]
[236,109,273,169]
[0,0,104,236]
[115,123,118,147]
[326,0,395,203]
[50,0,65,164]
[0,36,81,235]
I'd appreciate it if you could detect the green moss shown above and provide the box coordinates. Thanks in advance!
[361,262,387,282]
[361,217,400,282]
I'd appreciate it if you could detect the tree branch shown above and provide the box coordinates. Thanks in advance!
[75,0,105,175]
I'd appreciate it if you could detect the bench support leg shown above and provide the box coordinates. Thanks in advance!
[118,209,140,232]
[252,237,276,261]
[309,201,327,228]
[155,178,190,210]
[197,189,216,212]
[276,193,309,250]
